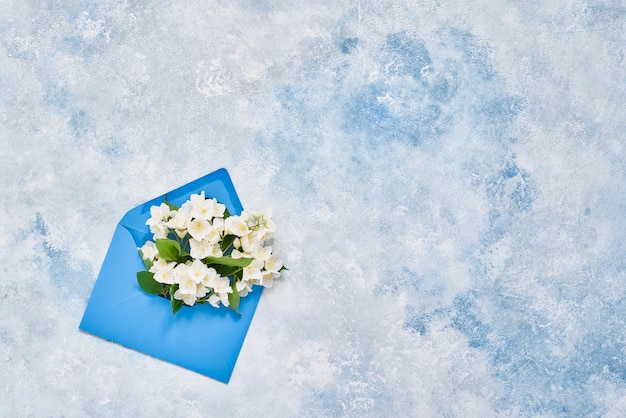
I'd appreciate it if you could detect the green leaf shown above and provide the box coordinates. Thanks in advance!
[223,207,231,219]
[137,271,164,295]
[279,266,289,272]
[204,255,253,268]
[220,234,236,251]
[141,256,153,270]
[169,283,178,297]
[156,238,181,261]
[213,264,239,277]
[228,281,241,316]
[169,284,183,315]
[171,297,183,315]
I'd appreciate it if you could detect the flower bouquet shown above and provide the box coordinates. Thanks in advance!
[137,192,285,315]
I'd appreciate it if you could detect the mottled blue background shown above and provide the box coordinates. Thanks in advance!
[1,1,625,416]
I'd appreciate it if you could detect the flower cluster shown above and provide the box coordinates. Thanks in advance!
[136,191,284,315]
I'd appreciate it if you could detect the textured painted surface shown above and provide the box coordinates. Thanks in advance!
[1,1,625,416]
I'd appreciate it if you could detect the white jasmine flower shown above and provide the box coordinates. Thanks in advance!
[252,244,272,262]
[138,241,158,261]
[149,257,168,273]
[180,200,193,215]
[146,203,172,226]
[189,238,213,259]
[149,221,169,239]
[174,289,196,306]
[239,233,258,254]
[153,261,177,284]
[208,276,232,307]
[211,244,223,258]
[213,201,226,218]
[246,208,276,240]
[259,271,278,288]
[236,279,254,296]
[243,259,265,283]
[173,263,190,284]
[239,210,251,223]
[212,217,225,233]
[205,226,221,245]
[188,218,211,240]
[224,216,249,237]
[195,284,209,298]
[264,256,283,273]
[190,191,216,220]
[177,275,197,295]
[187,259,209,284]
[200,267,219,288]
[208,293,222,308]
[166,208,191,231]
[212,275,232,294]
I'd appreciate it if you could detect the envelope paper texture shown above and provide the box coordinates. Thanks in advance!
[79,168,262,383]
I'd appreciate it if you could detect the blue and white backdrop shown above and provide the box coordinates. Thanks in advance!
[1,1,625,416]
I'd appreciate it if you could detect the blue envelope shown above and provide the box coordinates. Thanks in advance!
[79,168,262,383]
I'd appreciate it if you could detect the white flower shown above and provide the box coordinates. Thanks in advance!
[212,275,232,294]
[149,257,167,273]
[234,233,271,260]
[146,203,172,226]
[180,200,193,215]
[212,217,225,233]
[138,241,158,262]
[259,271,278,288]
[190,191,216,220]
[166,208,191,231]
[243,259,265,283]
[189,238,213,259]
[200,267,219,288]
[188,218,211,240]
[205,226,221,245]
[153,261,177,284]
[174,289,196,306]
[239,233,258,254]
[252,244,272,262]
[236,279,253,296]
[173,262,189,282]
[177,275,197,295]
[264,256,283,273]
[213,201,226,218]
[245,208,276,240]
[195,284,209,298]
[208,294,222,308]
[224,216,249,237]
[208,276,232,307]
[211,243,223,258]
[186,259,209,284]
[149,221,169,239]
